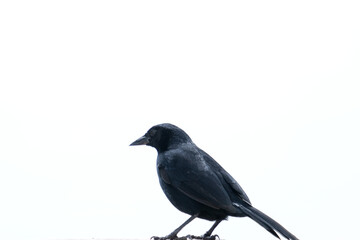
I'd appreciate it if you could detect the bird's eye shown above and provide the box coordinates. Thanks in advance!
[149,129,157,137]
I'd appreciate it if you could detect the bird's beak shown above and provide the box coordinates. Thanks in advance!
[130,135,149,146]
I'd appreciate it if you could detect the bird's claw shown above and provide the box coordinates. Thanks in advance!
[151,235,178,240]
[206,235,220,240]
[185,234,220,240]
[150,236,162,240]
[151,236,166,240]
[151,235,219,240]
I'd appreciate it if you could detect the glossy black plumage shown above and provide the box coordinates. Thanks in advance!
[130,123,298,240]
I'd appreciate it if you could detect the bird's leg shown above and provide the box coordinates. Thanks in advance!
[185,220,222,240]
[151,214,198,240]
[166,214,198,238]
[200,219,222,239]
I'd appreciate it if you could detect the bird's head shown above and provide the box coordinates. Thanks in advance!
[130,123,192,152]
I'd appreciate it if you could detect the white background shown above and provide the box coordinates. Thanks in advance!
[1,1,359,240]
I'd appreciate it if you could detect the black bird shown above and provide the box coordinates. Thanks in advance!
[130,123,298,240]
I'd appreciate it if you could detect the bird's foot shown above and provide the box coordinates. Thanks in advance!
[151,234,178,240]
[185,234,220,240]
[202,235,220,240]
[151,234,219,240]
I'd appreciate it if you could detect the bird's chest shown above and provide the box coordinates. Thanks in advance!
[156,150,209,185]
[156,154,182,184]
[156,151,195,176]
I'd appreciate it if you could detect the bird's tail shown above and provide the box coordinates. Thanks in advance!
[234,203,299,240]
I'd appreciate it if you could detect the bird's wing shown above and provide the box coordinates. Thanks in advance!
[158,148,236,213]
[220,169,251,204]
[198,149,251,205]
